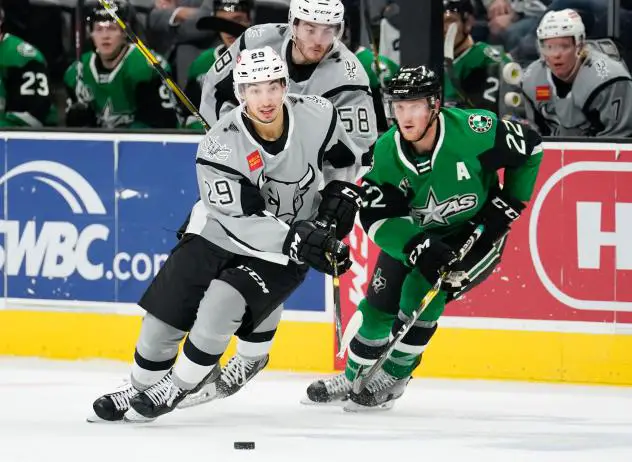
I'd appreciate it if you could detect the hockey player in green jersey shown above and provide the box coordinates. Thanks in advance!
[184,0,253,130]
[0,3,56,127]
[355,47,399,91]
[352,44,399,131]
[304,65,543,411]
[443,0,514,114]
[64,1,178,129]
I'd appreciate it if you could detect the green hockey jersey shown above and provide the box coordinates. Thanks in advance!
[184,44,227,131]
[63,44,178,129]
[359,107,543,264]
[0,33,56,127]
[355,46,399,90]
[444,42,512,114]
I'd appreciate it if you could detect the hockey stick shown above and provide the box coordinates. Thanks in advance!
[362,0,385,90]
[328,222,364,357]
[330,222,344,352]
[75,0,86,62]
[96,0,210,131]
[351,224,485,394]
[444,22,475,108]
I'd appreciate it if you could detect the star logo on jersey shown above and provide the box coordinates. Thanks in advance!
[371,267,387,293]
[468,114,493,133]
[412,188,478,226]
[17,42,37,58]
[98,99,133,128]
[483,46,503,63]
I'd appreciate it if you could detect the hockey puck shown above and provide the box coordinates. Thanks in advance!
[234,442,255,450]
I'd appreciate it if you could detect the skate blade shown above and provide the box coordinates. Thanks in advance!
[300,395,349,407]
[177,384,219,409]
[86,413,126,424]
[123,407,156,423]
[343,400,395,413]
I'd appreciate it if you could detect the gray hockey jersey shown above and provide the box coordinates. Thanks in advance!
[521,50,632,137]
[186,94,362,265]
[199,23,377,161]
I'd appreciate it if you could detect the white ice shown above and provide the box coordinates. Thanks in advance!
[1,358,632,462]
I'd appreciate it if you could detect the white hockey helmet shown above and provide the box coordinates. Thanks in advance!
[289,0,345,25]
[537,9,585,45]
[233,46,289,102]
[289,0,345,40]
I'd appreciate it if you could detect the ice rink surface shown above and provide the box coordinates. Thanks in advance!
[1,358,631,462]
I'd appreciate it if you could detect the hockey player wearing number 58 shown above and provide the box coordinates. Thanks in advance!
[199,0,377,159]
[89,47,364,422]
[304,66,543,411]
[521,9,632,137]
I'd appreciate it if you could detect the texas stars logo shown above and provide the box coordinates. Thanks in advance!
[412,188,478,226]
[468,114,493,133]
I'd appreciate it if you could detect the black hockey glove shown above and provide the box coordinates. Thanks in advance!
[66,102,97,127]
[403,233,458,283]
[316,181,364,239]
[474,189,526,248]
[283,220,351,276]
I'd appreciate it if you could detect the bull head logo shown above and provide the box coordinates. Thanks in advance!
[257,165,315,224]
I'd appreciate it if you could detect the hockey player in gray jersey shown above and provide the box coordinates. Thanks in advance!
[199,0,377,157]
[171,0,376,409]
[521,9,632,137]
[88,47,364,422]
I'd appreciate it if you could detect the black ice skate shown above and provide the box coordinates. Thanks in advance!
[125,372,188,422]
[177,354,268,409]
[302,372,352,405]
[217,354,269,398]
[344,369,410,412]
[176,362,223,409]
[88,382,140,423]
